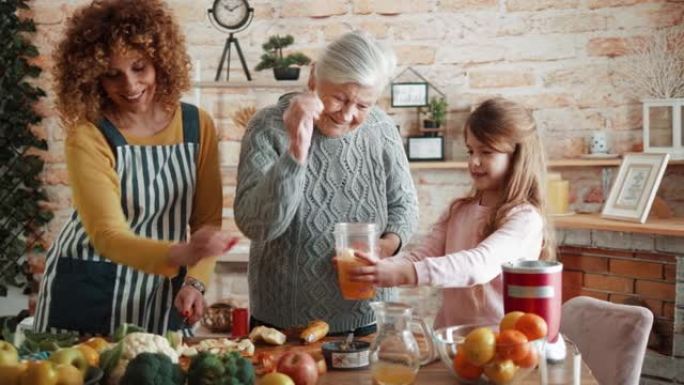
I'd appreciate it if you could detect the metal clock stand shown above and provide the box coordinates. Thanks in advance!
[216,33,251,81]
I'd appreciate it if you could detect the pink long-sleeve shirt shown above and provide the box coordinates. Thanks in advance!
[394,200,543,329]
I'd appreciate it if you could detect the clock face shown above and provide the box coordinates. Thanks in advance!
[212,0,249,30]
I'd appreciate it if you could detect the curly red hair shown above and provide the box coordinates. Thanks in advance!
[53,0,191,129]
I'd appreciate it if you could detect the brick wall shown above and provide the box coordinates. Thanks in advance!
[559,245,677,355]
[23,0,684,244]
[558,228,684,384]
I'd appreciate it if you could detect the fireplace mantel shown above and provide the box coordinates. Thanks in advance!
[554,213,684,237]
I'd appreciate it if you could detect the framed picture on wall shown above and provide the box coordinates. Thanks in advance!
[601,153,670,223]
[406,136,444,161]
[391,82,429,107]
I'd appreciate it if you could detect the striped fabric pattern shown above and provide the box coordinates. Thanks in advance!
[35,104,199,336]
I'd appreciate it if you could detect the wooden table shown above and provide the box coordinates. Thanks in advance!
[316,358,598,385]
[240,336,599,385]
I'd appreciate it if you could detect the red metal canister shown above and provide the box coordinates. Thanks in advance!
[231,308,249,338]
[502,260,563,343]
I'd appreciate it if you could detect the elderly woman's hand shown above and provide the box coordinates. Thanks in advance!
[283,92,323,164]
[343,250,418,287]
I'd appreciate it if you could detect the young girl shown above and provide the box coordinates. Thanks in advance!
[349,97,555,328]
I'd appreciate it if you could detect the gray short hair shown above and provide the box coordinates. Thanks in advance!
[315,31,397,91]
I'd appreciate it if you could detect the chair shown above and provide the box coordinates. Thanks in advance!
[560,296,654,385]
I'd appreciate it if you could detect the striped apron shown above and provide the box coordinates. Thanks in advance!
[35,103,200,336]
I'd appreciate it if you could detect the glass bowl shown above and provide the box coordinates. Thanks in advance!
[433,323,545,385]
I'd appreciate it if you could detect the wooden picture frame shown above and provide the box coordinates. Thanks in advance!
[601,153,670,223]
[391,82,429,108]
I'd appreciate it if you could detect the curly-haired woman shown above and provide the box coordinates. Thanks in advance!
[34,0,236,336]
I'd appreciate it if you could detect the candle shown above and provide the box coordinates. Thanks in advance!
[547,173,569,215]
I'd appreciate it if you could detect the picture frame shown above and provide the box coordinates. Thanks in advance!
[601,153,670,223]
[642,98,684,160]
[391,82,429,108]
[406,136,444,161]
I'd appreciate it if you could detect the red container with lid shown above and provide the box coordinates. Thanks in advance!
[502,260,563,343]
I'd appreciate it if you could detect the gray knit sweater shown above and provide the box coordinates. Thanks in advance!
[234,93,418,333]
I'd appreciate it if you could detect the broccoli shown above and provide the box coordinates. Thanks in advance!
[222,351,255,385]
[120,352,185,385]
[188,352,226,385]
[188,351,255,385]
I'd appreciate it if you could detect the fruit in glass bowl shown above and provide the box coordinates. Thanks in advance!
[433,313,547,385]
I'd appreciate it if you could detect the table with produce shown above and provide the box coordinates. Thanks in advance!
[0,309,599,385]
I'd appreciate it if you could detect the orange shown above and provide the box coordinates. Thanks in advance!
[499,311,525,331]
[483,359,518,385]
[76,344,99,367]
[514,313,548,341]
[495,329,529,361]
[463,327,496,366]
[514,347,539,368]
[453,351,483,380]
[56,363,84,385]
[82,337,110,353]
[0,361,28,385]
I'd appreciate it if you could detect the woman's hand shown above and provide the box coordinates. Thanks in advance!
[174,284,205,325]
[344,251,418,287]
[169,226,239,267]
[283,92,323,164]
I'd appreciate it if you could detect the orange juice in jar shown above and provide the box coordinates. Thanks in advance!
[337,248,375,300]
[371,362,418,385]
[334,223,378,300]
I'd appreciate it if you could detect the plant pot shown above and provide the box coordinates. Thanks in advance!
[273,67,300,81]
[423,120,441,129]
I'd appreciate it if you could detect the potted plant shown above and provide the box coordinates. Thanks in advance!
[255,34,311,81]
[423,97,447,129]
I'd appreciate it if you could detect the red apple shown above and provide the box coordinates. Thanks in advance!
[276,351,319,385]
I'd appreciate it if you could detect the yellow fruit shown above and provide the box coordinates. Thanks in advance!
[56,364,84,385]
[82,337,110,353]
[20,360,58,385]
[463,327,497,366]
[76,344,99,367]
[259,372,295,385]
[483,359,518,385]
[499,311,525,331]
[0,361,28,385]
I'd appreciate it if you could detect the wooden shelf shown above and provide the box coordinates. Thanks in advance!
[193,80,305,89]
[552,213,684,237]
[409,159,684,170]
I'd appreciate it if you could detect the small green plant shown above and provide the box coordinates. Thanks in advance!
[254,34,311,71]
[424,97,448,128]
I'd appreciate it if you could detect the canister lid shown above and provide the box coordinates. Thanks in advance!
[502,260,563,273]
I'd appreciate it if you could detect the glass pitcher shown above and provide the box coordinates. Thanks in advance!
[369,302,433,385]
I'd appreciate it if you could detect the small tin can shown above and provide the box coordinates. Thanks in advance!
[231,308,249,338]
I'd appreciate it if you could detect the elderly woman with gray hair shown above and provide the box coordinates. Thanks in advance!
[234,32,418,335]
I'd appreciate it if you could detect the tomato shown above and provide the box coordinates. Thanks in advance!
[483,359,518,385]
[463,327,496,366]
[496,329,529,361]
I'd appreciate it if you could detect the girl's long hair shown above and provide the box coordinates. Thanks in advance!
[461,97,555,260]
